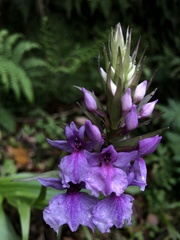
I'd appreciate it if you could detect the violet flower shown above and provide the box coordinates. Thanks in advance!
[84,145,138,197]
[47,121,101,187]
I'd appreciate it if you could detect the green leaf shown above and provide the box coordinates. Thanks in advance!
[0,196,19,240]
[17,201,31,240]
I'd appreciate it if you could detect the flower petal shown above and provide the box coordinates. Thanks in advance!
[37,177,64,190]
[128,158,147,191]
[59,151,89,187]
[43,191,98,233]
[85,165,128,197]
[113,150,138,168]
[46,138,71,153]
[93,193,134,233]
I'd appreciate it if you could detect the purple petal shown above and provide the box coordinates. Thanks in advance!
[93,193,134,233]
[78,125,85,143]
[84,150,101,166]
[138,135,162,156]
[37,178,64,190]
[69,122,79,135]
[85,165,128,197]
[65,125,76,149]
[43,191,98,233]
[113,150,138,168]
[47,138,72,153]
[128,158,147,191]
[59,151,90,187]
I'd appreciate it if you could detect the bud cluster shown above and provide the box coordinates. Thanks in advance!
[37,23,163,234]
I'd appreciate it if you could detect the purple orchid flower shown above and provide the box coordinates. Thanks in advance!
[37,178,98,233]
[84,145,138,197]
[47,121,103,187]
[92,193,134,233]
[47,122,94,153]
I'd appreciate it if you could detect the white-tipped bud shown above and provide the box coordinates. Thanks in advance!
[133,80,147,103]
[99,67,117,95]
[140,100,158,118]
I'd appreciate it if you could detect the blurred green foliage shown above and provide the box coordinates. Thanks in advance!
[0,0,180,239]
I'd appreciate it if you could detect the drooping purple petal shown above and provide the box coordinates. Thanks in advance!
[47,138,72,153]
[128,158,147,191]
[59,151,90,187]
[43,191,98,233]
[37,178,64,190]
[113,150,138,168]
[92,193,134,233]
[138,135,162,156]
[85,165,128,197]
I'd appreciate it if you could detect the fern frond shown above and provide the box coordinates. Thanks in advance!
[4,33,23,59]
[23,58,49,69]
[0,58,34,101]
[0,57,10,90]
[0,29,9,54]
[15,66,34,102]
[13,41,41,63]
[6,61,21,99]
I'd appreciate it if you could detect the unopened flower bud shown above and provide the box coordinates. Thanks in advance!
[133,80,147,103]
[82,87,98,112]
[121,88,132,114]
[99,67,117,95]
[140,100,158,118]
[138,135,162,156]
[85,120,103,144]
[125,105,138,131]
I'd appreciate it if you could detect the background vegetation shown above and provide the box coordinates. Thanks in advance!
[0,0,180,239]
